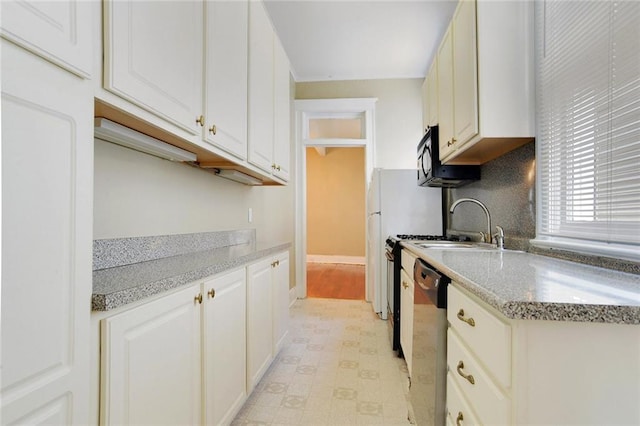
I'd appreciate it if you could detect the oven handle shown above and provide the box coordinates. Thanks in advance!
[384,251,394,261]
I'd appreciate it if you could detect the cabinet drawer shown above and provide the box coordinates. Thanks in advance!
[447,284,511,388]
[401,249,417,274]
[447,329,511,425]
[446,373,481,426]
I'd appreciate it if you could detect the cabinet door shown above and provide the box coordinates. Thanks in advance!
[272,251,290,354]
[272,38,291,181]
[0,0,92,78]
[421,78,429,132]
[247,0,275,174]
[400,269,414,377]
[246,257,274,392]
[104,0,203,135]
[427,58,439,127]
[437,26,455,160]
[452,0,479,146]
[1,40,92,425]
[203,269,247,426]
[204,0,248,160]
[100,284,202,426]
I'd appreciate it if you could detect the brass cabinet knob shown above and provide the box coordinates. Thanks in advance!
[402,281,408,289]
[276,165,281,171]
[196,115,205,126]
[207,288,215,299]
[456,360,475,385]
[456,412,464,426]
[209,124,217,135]
[194,293,203,304]
[456,309,476,327]
[271,163,277,170]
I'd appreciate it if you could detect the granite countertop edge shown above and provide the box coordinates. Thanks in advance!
[92,242,290,312]
[401,244,640,325]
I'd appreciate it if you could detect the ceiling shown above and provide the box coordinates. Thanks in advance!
[263,0,459,82]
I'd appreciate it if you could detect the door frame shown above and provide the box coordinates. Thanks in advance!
[294,98,377,299]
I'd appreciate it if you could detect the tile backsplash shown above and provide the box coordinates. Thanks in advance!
[446,142,639,274]
[448,142,536,251]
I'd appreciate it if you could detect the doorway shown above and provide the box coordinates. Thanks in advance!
[294,98,377,300]
[306,146,366,300]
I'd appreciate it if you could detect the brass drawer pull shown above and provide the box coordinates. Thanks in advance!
[456,411,464,426]
[456,361,475,385]
[402,281,408,289]
[196,115,205,127]
[207,289,215,299]
[209,124,217,135]
[194,293,203,304]
[457,309,475,327]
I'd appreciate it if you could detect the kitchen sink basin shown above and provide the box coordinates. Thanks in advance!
[413,241,498,250]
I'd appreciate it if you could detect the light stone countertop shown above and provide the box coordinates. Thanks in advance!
[401,243,640,324]
[92,240,290,311]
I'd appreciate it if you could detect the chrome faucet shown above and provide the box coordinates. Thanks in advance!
[449,198,492,243]
[493,225,505,250]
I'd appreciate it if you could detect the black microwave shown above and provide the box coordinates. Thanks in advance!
[417,126,480,187]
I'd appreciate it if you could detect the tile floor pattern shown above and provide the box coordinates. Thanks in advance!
[232,298,412,425]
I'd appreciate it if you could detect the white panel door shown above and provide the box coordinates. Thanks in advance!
[247,0,275,174]
[204,0,249,160]
[437,26,455,160]
[1,40,92,426]
[272,252,290,354]
[273,37,291,181]
[246,257,274,392]
[0,0,92,78]
[104,0,203,135]
[100,284,202,426]
[202,269,247,426]
[452,0,479,146]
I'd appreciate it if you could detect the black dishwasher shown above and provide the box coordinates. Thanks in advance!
[410,258,449,426]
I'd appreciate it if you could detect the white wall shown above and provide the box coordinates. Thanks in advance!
[295,78,423,169]
[94,139,294,245]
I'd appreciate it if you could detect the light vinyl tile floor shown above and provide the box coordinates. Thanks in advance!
[232,298,412,426]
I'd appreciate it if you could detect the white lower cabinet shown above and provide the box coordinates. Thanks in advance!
[272,251,291,354]
[247,251,290,392]
[100,284,203,426]
[203,269,247,426]
[99,252,289,425]
[400,268,414,377]
[447,283,640,425]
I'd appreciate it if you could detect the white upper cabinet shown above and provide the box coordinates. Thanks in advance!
[204,0,249,160]
[1,39,92,425]
[0,0,92,78]
[273,37,291,182]
[248,0,275,174]
[103,0,204,135]
[451,0,479,149]
[435,0,534,165]
[437,26,455,160]
[427,59,439,129]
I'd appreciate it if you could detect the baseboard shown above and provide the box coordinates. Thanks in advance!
[306,254,365,265]
[289,287,297,307]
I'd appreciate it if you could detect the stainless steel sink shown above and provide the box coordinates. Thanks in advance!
[413,241,498,250]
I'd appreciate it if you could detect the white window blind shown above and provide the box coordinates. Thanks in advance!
[535,0,640,260]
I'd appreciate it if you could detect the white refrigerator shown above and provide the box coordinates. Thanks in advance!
[366,168,443,319]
